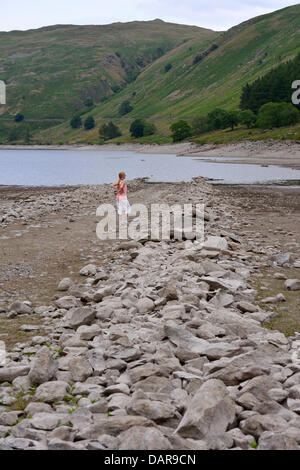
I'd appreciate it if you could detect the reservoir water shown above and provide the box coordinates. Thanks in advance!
[0,149,299,186]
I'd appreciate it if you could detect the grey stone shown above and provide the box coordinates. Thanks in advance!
[29,346,57,385]
[69,357,93,382]
[175,379,236,439]
[118,426,173,450]
[0,366,30,383]
[64,306,96,328]
[9,301,33,315]
[285,279,300,291]
[35,381,70,403]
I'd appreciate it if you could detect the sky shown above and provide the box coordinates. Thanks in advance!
[0,0,298,32]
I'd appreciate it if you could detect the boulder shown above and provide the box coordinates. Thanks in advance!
[284,279,300,291]
[35,381,70,403]
[175,379,236,439]
[29,346,57,385]
[64,306,95,328]
[118,426,173,450]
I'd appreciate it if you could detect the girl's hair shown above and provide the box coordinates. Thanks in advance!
[117,171,126,193]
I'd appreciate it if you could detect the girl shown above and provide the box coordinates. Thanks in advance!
[111,171,130,225]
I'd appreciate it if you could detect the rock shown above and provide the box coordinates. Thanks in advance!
[258,431,298,450]
[35,381,70,403]
[271,253,294,266]
[111,347,141,362]
[64,306,96,328]
[0,437,47,450]
[47,438,85,450]
[128,363,161,384]
[133,376,174,393]
[202,236,228,251]
[118,426,173,450]
[240,414,288,439]
[126,398,177,422]
[0,366,30,383]
[236,301,258,313]
[164,322,239,359]
[69,357,93,382]
[28,346,57,385]
[284,279,300,291]
[260,293,286,303]
[227,428,254,450]
[136,298,155,314]
[175,379,236,439]
[31,412,69,431]
[201,276,244,293]
[8,301,33,315]
[24,403,53,416]
[76,415,153,439]
[76,324,101,340]
[204,433,234,450]
[93,286,115,302]
[57,278,72,291]
[55,296,80,309]
[274,273,287,280]
[79,264,97,276]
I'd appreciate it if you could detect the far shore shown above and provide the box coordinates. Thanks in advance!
[1,139,300,169]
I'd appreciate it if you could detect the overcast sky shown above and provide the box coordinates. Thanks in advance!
[0,0,298,32]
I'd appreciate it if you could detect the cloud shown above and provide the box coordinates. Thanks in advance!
[0,0,297,31]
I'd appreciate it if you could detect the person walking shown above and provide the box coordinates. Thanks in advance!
[111,171,130,225]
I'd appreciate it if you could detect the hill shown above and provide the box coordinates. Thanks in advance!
[0,20,217,119]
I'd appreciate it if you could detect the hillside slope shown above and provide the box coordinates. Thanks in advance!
[0,20,217,119]
[90,4,300,119]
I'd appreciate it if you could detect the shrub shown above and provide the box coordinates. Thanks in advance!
[119,100,133,116]
[164,63,172,73]
[238,109,256,128]
[14,113,24,123]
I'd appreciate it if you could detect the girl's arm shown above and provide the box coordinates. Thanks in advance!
[111,181,118,188]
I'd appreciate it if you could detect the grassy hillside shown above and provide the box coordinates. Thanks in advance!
[35,4,300,144]
[2,4,300,145]
[0,20,217,119]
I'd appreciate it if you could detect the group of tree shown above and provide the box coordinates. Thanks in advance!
[170,99,299,142]
[70,115,95,130]
[240,52,300,113]
[99,121,122,141]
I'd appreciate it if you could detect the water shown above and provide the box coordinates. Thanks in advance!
[0,149,299,186]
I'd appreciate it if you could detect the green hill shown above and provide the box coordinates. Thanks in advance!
[0,20,217,119]
[1,4,300,144]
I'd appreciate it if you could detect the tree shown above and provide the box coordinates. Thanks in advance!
[119,100,133,116]
[84,116,95,130]
[99,121,122,141]
[238,109,256,128]
[143,121,157,136]
[170,120,192,142]
[70,115,82,129]
[84,98,94,107]
[206,109,228,131]
[130,119,144,138]
[164,63,172,73]
[192,116,207,135]
[222,110,240,130]
[256,102,300,129]
[14,113,24,123]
